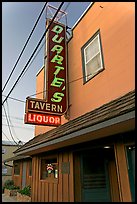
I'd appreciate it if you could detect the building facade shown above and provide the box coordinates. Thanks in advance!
[9,2,135,202]
[2,141,19,186]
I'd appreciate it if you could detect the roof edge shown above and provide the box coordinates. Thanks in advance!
[72,2,94,30]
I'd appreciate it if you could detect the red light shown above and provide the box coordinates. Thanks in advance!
[24,112,61,126]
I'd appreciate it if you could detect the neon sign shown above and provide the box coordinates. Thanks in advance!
[24,20,67,127]
[24,112,61,126]
[46,19,68,114]
[25,97,64,115]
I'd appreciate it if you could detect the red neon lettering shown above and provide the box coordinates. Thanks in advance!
[55,117,60,124]
[37,115,42,122]
[25,113,61,126]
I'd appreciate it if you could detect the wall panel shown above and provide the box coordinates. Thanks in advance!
[31,151,74,202]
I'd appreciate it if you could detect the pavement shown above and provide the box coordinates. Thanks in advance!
[2,193,19,202]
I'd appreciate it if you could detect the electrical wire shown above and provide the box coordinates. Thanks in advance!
[18,39,46,83]
[2,3,71,104]
[2,2,64,106]
[2,114,23,121]
[2,94,25,103]
[2,104,18,145]
[4,71,102,100]
[10,3,71,86]
[2,124,34,130]
[28,72,100,98]
[2,2,48,93]
[6,100,20,142]
[3,2,94,103]
[19,2,71,84]
[2,130,13,145]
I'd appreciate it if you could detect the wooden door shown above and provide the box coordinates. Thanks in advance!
[80,149,111,202]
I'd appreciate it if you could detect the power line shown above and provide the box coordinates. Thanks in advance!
[18,3,71,89]
[2,130,13,145]
[28,72,99,98]
[3,120,25,126]
[2,114,23,121]
[4,70,102,100]
[18,38,46,84]
[2,94,25,103]
[2,2,64,106]
[2,2,48,93]
[6,100,20,142]
[2,124,34,130]
[2,104,18,145]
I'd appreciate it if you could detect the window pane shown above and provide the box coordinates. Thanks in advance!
[82,31,104,83]
[85,37,99,63]
[2,166,7,175]
[41,158,58,180]
[86,53,101,80]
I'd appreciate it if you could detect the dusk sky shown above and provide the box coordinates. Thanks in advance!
[2,2,92,143]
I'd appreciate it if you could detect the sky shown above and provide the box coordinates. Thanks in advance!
[2,2,92,144]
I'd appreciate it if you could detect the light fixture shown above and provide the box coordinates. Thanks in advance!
[104,146,111,149]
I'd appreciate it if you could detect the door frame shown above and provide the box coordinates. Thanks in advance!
[80,149,111,202]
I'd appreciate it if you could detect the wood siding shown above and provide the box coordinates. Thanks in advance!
[13,160,32,189]
[26,162,32,187]
[114,142,132,201]
[31,151,74,202]
[108,160,120,201]
[13,162,23,189]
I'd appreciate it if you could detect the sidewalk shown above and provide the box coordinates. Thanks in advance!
[2,194,19,202]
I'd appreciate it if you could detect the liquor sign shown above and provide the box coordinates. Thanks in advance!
[24,112,61,126]
[45,19,68,114]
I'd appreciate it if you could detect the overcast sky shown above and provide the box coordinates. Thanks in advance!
[2,2,92,143]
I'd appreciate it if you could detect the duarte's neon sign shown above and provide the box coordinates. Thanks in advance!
[24,19,67,126]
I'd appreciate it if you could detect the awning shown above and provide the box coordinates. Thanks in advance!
[14,90,135,156]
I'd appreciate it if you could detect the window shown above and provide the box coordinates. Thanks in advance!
[2,149,6,154]
[81,30,104,83]
[40,157,58,182]
[14,162,20,175]
[2,165,7,175]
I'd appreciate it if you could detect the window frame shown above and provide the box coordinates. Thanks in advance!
[81,29,105,84]
[40,155,58,184]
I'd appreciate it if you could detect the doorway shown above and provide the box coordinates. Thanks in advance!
[80,148,112,202]
[74,146,120,202]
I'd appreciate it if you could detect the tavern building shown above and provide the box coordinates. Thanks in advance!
[4,2,135,202]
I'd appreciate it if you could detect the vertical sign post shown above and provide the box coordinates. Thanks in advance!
[45,19,68,115]
[24,19,68,127]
